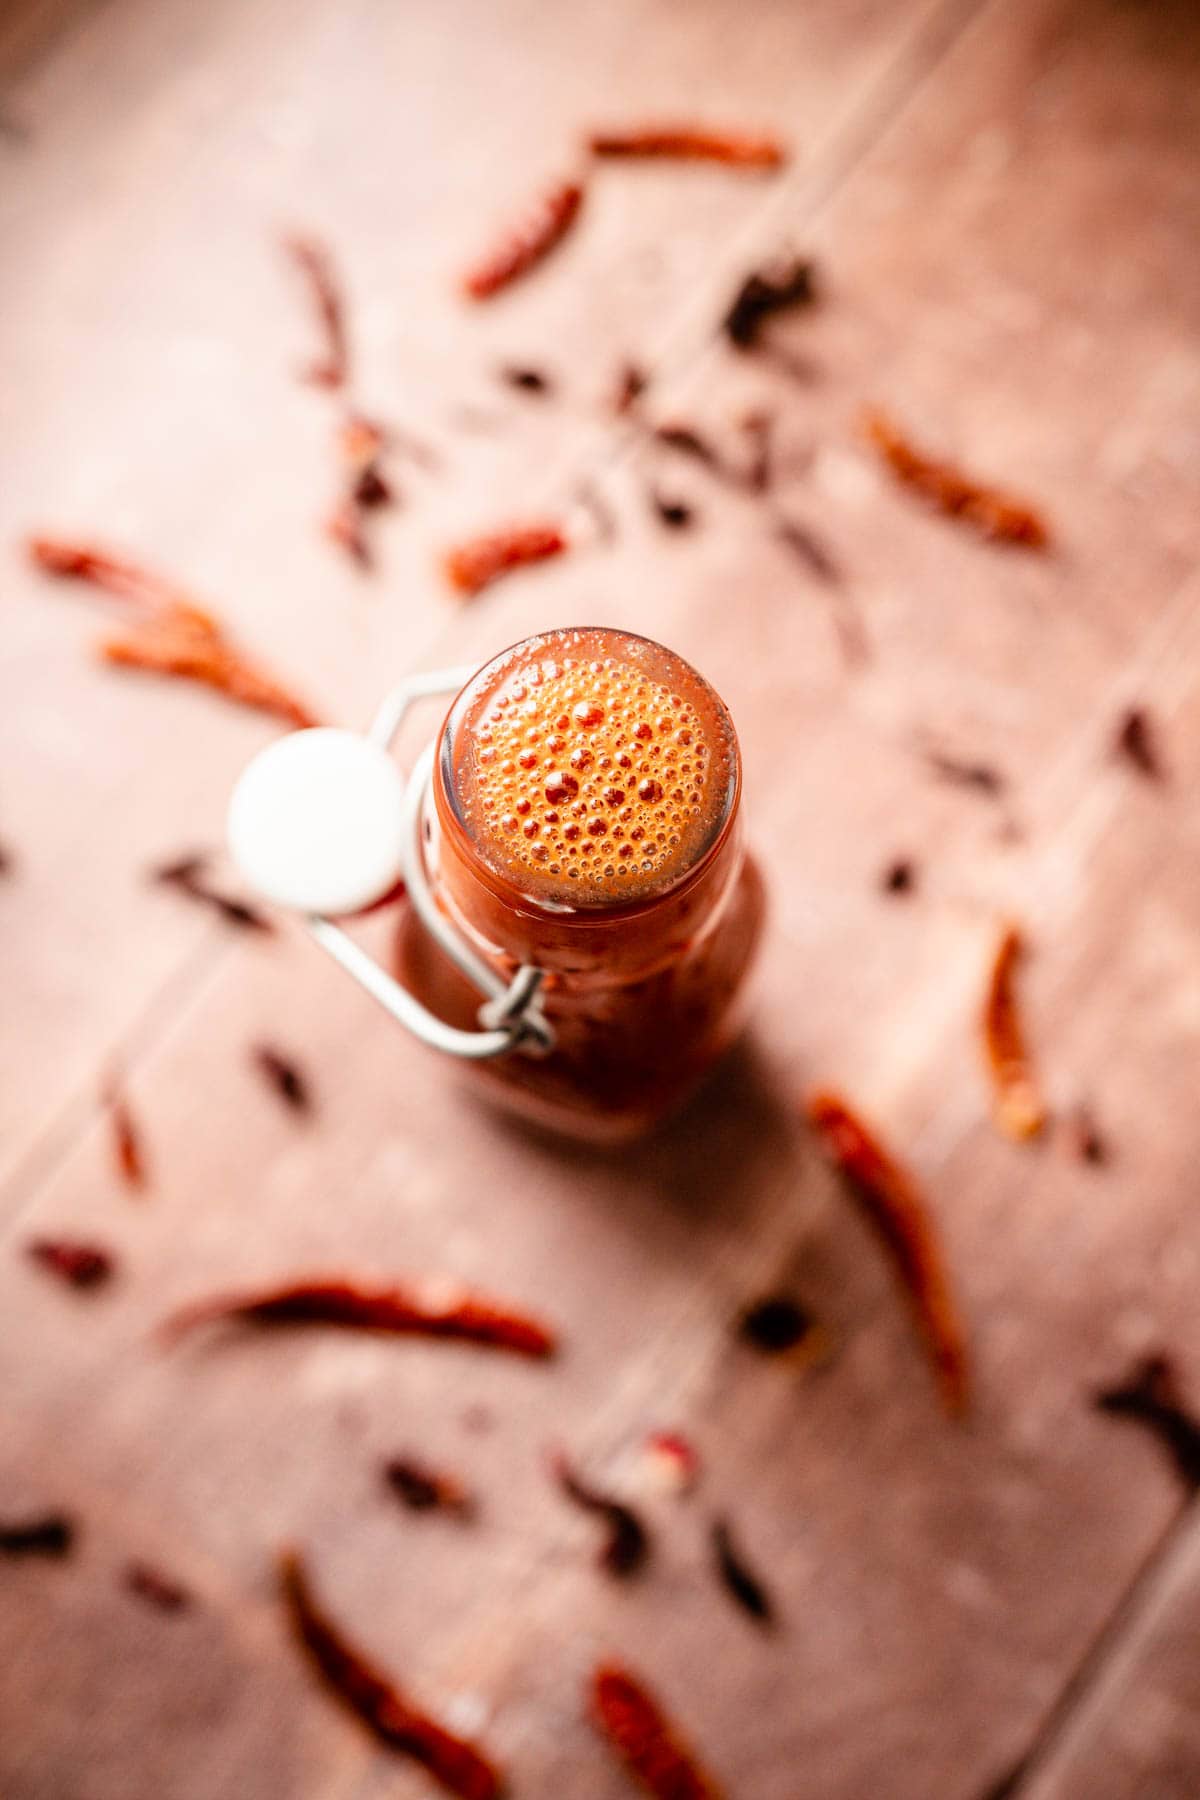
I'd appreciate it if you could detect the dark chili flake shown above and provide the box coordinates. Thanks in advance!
[807,1091,969,1416]
[0,1514,75,1557]
[711,1518,775,1626]
[282,233,349,389]
[614,362,648,414]
[443,523,568,598]
[881,858,917,896]
[591,1662,724,1800]
[461,179,584,300]
[1066,1103,1107,1165]
[279,1549,502,1799]
[774,517,867,668]
[1114,706,1165,779]
[498,364,554,396]
[648,487,694,530]
[162,1277,557,1358]
[774,515,839,584]
[252,1044,312,1114]
[1095,1355,1200,1490]
[652,423,720,467]
[982,924,1047,1142]
[150,854,273,934]
[864,410,1049,548]
[27,1238,114,1291]
[737,1295,814,1354]
[103,1073,148,1191]
[548,1448,649,1577]
[384,1457,474,1517]
[124,1561,190,1611]
[722,257,816,350]
[588,125,785,169]
[739,409,774,492]
[924,750,1007,799]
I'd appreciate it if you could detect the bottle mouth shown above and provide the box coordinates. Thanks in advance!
[436,626,741,915]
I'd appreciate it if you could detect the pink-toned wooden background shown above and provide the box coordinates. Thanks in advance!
[2,0,1199,1794]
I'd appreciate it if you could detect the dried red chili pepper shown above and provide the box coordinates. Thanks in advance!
[282,234,349,388]
[1114,706,1165,779]
[252,1044,312,1113]
[864,411,1049,548]
[1095,1355,1200,1490]
[151,852,273,934]
[0,1514,75,1556]
[28,537,218,633]
[280,1549,502,1799]
[124,1561,190,1611]
[588,125,785,168]
[982,925,1047,1141]
[27,1238,114,1291]
[461,179,584,300]
[648,487,694,530]
[711,1518,774,1626]
[737,1294,815,1354]
[925,749,1006,798]
[806,1091,969,1415]
[549,1449,649,1576]
[443,523,568,598]
[103,1072,148,1191]
[591,1662,724,1800]
[384,1457,474,1517]
[162,1277,556,1358]
[641,1431,701,1496]
[881,857,917,896]
[722,257,816,348]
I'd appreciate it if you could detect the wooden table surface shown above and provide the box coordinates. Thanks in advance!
[3,0,1200,1795]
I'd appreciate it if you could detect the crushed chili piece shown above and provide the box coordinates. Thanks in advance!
[151,853,273,934]
[443,523,568,597]
[1114,706,1165,779]
[282,234,349,388]
[325,495,372,567]
[722,257,816,349]
[1066,1103,1106,1165]
[648,487,694,530]
[642,1431,701,1496]
[252,1044,312,1113]
[461,179,583,300]
[27,1238,114,1291]
[549,1448,649,1576]
[740,409,774,493]
[774,515,839,584]
[881,857,917,896]
[711,1518,774,1625]
[737,1295,815,1355]
[652,423,720,468]
[0,1514,75,1556]
[498,364,553,395]
[588,125,785,169]
[384,1457,474,1517]
[806,1091,969,1415]
[162,1277,556,1358]
[1095,1355,1200,1490]
[280,1549,502,1799]
[864,411,1049,548]
[30,536,318,729]
[103,1072,148,1191]
[124,1562,190,1611]
[614,362,648,414]
[591,1662,724,1800]
[326,412,397,568]
[982,925,1047,1141]
[925,750,1006,798]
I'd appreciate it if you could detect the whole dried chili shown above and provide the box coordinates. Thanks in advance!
[806,1091,969,1415]
[924,750,1006,799]
[151,853,273,934]
[282,234,349,388]
[162,1277,557,1358]
[549,1449,649,1577]
[1094,1355,1200,1490]
[461,179,584,300]
[864,411,1049,548]
[103,1072,148,1191]
[1114,706,1165,779]
[641,1431,701,1496]
[30,537,318,729]
[279,1549,502,1799]
[252,1044,312,1113]
[0,1514,75,1556]
[711,1518,774,1626]
[737,1294,815,1355]
[591,1663,724,1800]
[588,126,785,169]
[982,925,1047,1141]
[384,1457,474,1517]
[722,257,816,349]
[124,1561,190,1611]
[27,1238,114,1291]
[443,523,568,598]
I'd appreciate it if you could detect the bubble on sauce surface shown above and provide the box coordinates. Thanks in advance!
[452,631,736,904]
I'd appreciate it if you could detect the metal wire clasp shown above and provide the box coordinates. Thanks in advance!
[305,667,554,1060]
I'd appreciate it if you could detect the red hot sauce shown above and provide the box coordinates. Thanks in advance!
[397,628,765,1142]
